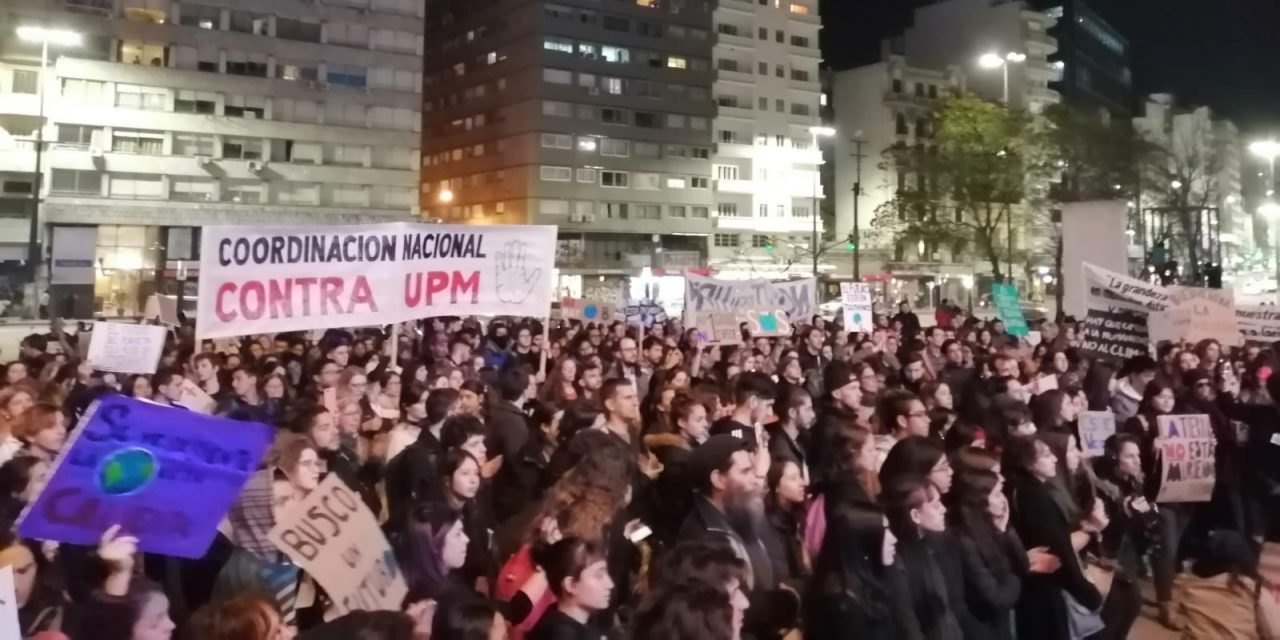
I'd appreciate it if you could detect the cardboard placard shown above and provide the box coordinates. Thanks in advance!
[176,379,217,414]
[143,294,180,326]
[840,282,874,332]
[561,298,616,324]
[86,322,167,374]
[1156,414,1217,503]
[743,309,792,338]
[17,395,273,558]
[694,311,742,346]
[269,474,408,614]
[1079,411,1116,458]
[683,275,816,324]
[1028,374,1059,396]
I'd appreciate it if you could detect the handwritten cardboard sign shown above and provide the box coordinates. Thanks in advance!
[17,395,273,558]
[840,282,874,332]
[694,311,742,346]
[269,474,408,614]
[1079,411,1116,458]
[86,322,167,374]
[1156,413,1216,503]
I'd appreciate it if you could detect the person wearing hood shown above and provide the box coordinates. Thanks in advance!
[1109,355,1157,423]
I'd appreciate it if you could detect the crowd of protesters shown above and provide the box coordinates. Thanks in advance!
[0,302,1278,640]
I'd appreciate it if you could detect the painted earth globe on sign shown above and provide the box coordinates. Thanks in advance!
[99,448,158,496]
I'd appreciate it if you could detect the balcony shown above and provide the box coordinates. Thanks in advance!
[715,67,755,86]
[716,0,755,16]
[714,27,754,49]
[716,101,754,121]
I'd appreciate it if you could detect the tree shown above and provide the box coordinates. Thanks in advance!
[1039,103,1158,315]
[870,95,1046,283]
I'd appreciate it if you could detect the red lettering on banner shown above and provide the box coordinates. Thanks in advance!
[320,278,343,315]
[216,283,238,322]
[212,277,380,323]
[404,271,483,307]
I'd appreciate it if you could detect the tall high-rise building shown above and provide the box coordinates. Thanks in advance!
[1033,0,1132,117]
[420,0,823,301]
[0,0,423,317]
[706,0,824,279]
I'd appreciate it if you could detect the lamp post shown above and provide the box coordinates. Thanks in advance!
[16,26,81,312]
[1250,140,1280,286]
[977,51,1026,105]
[808,125,836,278]
[850,131,866,280]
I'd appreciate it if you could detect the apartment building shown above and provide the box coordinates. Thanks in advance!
[420,0,822,302]
[707,0,824,279]
[830,56,966,284]
[0,0,422,316]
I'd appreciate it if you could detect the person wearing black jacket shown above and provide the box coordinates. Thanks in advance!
[1005,436,1102,640]
[487,366,532,523]
[804,501,901,640]
[882,476,963,640]
[945,468,1037,640]
[678,435,799,638]
[808,361,863,475]
[765,385,814,481]
[385,387,458,529]
[529,537,615,640]
[300,406,379,516]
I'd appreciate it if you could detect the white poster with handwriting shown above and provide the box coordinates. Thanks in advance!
[85,322,167,374]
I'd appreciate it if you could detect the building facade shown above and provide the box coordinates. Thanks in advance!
[420,0,822,305]
[901,0,1059,115]
[829,56,966,291]
[1034,0,1132,117]
[706,0,824,280]
[1132,93,1250,278]
[0,0,422,317]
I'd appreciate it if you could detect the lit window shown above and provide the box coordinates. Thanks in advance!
[667,56,687,69]
[789,3,810,15]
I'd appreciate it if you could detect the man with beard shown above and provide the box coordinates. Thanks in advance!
[679,435,799,638]
[607,337,652,403]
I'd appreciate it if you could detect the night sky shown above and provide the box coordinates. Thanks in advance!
[819,0,1280,134]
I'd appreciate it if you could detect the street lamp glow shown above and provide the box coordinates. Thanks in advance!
[978,53,1005,69]
[16,26,82,46]
[1250,140,1280,161]
[808,126,836,137]
[437,188,454,204]
[1005,52,1027,63]
[1171,180,1183,190]
[1260,202,1280,219]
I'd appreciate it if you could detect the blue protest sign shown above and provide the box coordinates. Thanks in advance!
[18,395,274,559]
[992,283,1030,337]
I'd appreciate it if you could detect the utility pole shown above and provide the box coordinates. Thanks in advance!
[850,136,866,280]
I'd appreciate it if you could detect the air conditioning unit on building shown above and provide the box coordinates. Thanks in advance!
[583,213,597,222]
[88,147,104,158]
[588,87,600,95]
[570,212,585,222]
[247,160,267,172]
[195,155,213,167]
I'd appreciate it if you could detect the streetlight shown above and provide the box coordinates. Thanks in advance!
[16,26,81,313]
[437,188,454,204]
[1170,179,1183,191]
[808,125,836,278]
[977,51,1026,104]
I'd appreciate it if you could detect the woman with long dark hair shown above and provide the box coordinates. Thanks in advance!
[1004,436,1101,640]
[804,502,899,640]
[883,477,963,640]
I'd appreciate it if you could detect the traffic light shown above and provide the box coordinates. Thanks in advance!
[764,236,775,252]
[846,232,856,251]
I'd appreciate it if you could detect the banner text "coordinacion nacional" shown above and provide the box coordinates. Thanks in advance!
[217,233,488,267]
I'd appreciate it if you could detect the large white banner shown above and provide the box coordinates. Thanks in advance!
[683,275,816,323]
[197,223,556,339]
